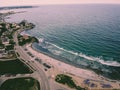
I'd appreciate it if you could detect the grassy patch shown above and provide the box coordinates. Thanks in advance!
[55,74,85,90]
[0,59,32,75]
[0,77,40,90]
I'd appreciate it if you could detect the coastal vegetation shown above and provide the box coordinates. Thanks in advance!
[55,74,85,90]
[0,77,40,90]
[0,59,32,75]
[17,34,38,46]
[19,20,35,30]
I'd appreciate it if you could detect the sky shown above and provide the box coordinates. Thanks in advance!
[0,0,120,7]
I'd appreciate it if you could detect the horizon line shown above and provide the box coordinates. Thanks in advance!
[0,3,120,8]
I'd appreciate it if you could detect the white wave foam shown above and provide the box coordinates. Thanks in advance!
[39,39,120,67]
[49,42,79,55]
[78,53,120,67]
[38,38,44,43]
[98,60,120,67]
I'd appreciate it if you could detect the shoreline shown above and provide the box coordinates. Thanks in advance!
[32,43,86,69]
[31,43,120,82]
[30,43,118,81]
[31,43,99,80]
[31,42,119,81]
[25,43,120,89]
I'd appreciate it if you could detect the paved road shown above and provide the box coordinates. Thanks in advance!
[14,29,50,90]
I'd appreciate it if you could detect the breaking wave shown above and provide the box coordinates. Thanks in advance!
[38,38,120,67]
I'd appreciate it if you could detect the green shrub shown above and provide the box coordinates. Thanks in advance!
[55,74,76,88]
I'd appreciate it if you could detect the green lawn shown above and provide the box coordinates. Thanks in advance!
[0,59,32,75]
[0,77,40,90]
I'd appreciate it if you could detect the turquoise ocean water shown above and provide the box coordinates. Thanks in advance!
[6,4,120,80]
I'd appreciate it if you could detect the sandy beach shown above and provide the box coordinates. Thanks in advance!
[25,44,120,89]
